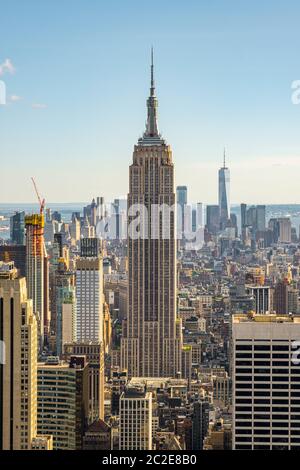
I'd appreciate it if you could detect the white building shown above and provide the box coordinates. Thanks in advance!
[119,386,152,450]
[246,285,273,314]
[75,256,103,343]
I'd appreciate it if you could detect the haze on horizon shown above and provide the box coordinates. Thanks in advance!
[1,0,300,205]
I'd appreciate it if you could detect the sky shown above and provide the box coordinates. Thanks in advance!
[1,0,300,204]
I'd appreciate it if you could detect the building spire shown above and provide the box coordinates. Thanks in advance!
[223,148,226,168]
[145,47,159,137]
[150,46,155,96]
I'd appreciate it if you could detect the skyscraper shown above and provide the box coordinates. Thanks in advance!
[240,203,247,230]
[64,342,105,421]
[206,205,220,235]
[121,50,182,378]
[232,312,300,450]
[0,262,37,450]
[37,356,89,450]
[176,186,187,207]
[278,218,292,243]
[192,203,203,234]
[75,238,104,343]
[55,260,76,356]
[218,150,230,230]
[176,185,187,239]
[192,400,210,450]
[25,214,45,348]
[10,211,25,245]
[256,205,266,231]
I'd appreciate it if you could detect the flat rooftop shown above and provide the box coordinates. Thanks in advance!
[233,311,300,324]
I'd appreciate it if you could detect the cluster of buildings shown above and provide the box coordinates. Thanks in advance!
[1,54,300,451]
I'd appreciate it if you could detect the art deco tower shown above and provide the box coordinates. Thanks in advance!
[121,50,182,378]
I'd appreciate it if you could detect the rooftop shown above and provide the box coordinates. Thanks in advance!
[233,311,300,324]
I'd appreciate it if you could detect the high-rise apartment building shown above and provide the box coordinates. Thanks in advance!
[64,342,105,421]
[232,312,300,450]
[240,204,247,230]
[121,51,182,378]
[256,205,266,231]
[10,211,25,245]
[43,249,51,342]
[0,262,38,450]
[206,205,220,235]
[192,399,210,450]
[243,205,266,233]
[278,218,292,244]
[75,239,103,343]
[268,218,292,244]
[176,185,187,239]
[37,356,89,450]
[119,385,152,450]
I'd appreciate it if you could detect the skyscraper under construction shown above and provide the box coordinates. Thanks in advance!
[25,214,46,348]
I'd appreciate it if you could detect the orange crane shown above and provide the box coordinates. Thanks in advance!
[31,177,45,215]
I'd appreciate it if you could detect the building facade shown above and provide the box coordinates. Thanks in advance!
[25,214,45,347]
[10,211,25,245]
[37,356,89,450]
[232,312,300,450]
[0,264,37,450]
[64,342,105,421]
[75,250,103,343]
[121,51,182,378]
[119,386,152,450]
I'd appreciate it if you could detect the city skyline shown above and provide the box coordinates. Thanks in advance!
[3,0,300,457]
[1,1,300,204]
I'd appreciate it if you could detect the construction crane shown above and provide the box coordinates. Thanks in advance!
[31,177,45,215]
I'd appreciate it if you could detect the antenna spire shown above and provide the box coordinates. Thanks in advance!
[223,148,226,168]
[145,47,159,137]
[150,46,155,96]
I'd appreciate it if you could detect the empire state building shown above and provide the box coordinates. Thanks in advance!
[121,51,182,378]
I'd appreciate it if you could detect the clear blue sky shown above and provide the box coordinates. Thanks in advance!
[1,0,300,204]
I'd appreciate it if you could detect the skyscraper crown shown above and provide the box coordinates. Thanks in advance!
[138,48,165,146]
